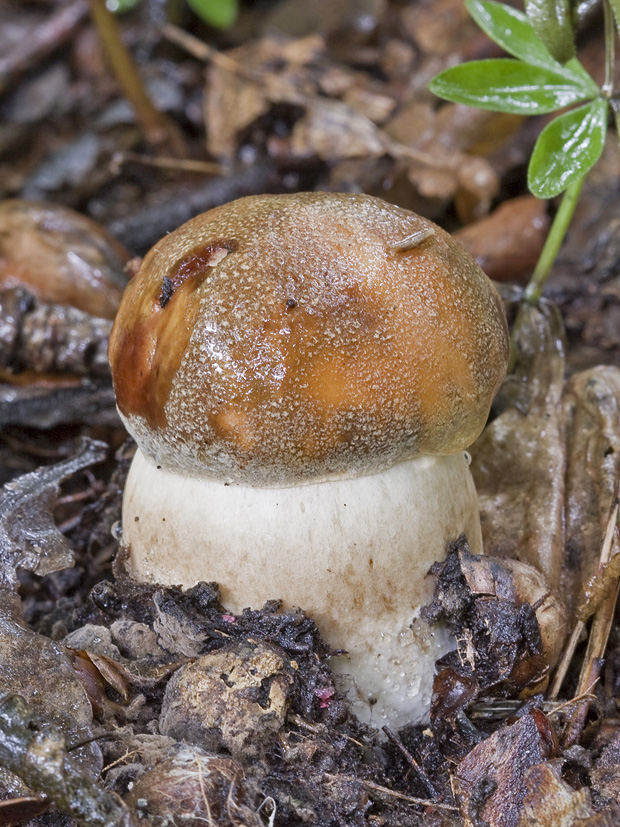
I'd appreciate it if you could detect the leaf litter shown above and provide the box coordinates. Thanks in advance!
[0,0,619,824]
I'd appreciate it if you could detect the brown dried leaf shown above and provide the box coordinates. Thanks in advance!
[290,97,387,160]
[470,302,567,590]
[204,36,324,160]
[204,62,270,160]
[0,438,107,583]
[591,728,620,805]
[472,302,620,617]
[562,367,620,614]
[517,762,595,826]
[0,199,128,320]
[454,711,557,827]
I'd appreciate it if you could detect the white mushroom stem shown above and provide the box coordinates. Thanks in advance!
[122,448,483,728]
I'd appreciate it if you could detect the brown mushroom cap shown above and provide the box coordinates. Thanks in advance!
[109,192,509,485]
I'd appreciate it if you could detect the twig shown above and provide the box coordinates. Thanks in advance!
[88,0,187,156]
[324,774,459,812]
[288,712,365,749]
[112,151,222,175]
[561,502,620,748]
[382,726,439,799]
[547,620,586,701]
[105,163,282,254]
[161,22,262,80]
[0,1,88,97]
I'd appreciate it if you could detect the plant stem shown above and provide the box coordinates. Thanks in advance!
[523,176,585,304]
[88,0,187,156]
[602,0,615,98]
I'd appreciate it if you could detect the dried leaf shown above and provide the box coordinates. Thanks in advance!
[424,539,566,696]
[290,97,387,160]
[470,301,567,590]
[0,438,107,584]
[517,762,595,826]
[562,367,620,614]
[0,199,128,320]
[455,711,557,827]
[0,695,135,826]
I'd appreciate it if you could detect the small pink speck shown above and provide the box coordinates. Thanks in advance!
[222,614,236,623]
[315,687,335,708]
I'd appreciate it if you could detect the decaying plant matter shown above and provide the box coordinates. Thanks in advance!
[0,0,620,824]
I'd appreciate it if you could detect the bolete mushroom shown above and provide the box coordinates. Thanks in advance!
[109,192,510,727]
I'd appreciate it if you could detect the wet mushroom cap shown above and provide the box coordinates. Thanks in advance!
[109,192,509,485]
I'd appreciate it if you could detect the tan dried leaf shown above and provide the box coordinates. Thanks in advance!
[290,98,387,160]
[517,763,594,826]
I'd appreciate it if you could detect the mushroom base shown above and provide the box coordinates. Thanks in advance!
[122,449,483,728]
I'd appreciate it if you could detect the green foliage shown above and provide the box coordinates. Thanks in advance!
[106,0,142,12]
[610,0,620,31]
[428,0,609,199]
[429,60,593,115]
[109,0,238,29]
[528,99,607,197]
[524,0,575,63]
[186,0,238,29]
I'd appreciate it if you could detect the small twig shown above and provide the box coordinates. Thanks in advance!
[288,712,365,749]
[161,22,261,80]
[548,620,586,701]
[561,503,620,748]
[382,726,439,799]
[0,0,88,97]
[111,151,222,176]
[324,774,459,812]
[88,0,187,156]
[102,749,140,773]
[547,686,599,718]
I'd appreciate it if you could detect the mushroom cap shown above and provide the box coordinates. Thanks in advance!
[109,192,509,485]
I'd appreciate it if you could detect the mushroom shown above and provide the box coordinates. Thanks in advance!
[109,192,510,727]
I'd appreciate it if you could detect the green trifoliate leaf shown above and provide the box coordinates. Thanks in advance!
[465,0,598,92]
[524,0,576,63]
[528,98,607,198]
[429,60,594,115]
[186,0,238,28]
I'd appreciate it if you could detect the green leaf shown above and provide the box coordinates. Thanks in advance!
[528,98,607,198]
[429,60,593,115]
[107,0,143,11]
[186,0,238,28]
[465,0,598,92]
[524,0,575,63]
[608,0,620,35]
